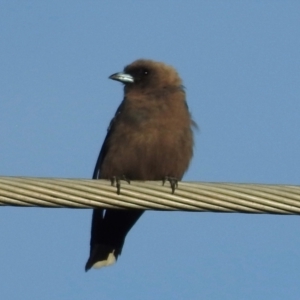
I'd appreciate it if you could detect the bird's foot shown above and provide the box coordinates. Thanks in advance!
[110,175,130,195]
[162,176,178,194]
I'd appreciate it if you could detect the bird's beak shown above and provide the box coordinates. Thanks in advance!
[109,72,134,83]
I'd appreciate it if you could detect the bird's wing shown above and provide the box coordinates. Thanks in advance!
[92,101,124,179]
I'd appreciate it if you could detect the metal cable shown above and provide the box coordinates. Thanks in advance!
[0,176,299,214]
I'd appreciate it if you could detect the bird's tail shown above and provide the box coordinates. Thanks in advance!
[85,209,144,271]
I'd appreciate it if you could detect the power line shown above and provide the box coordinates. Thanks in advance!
[0,176,299,214]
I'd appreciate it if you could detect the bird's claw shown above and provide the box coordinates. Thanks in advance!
[110,175,130,195]
[162,176,178,194]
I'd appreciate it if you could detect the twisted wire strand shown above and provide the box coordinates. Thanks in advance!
[0,176,300,214]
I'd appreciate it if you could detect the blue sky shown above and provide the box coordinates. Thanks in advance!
[1,1,300,299]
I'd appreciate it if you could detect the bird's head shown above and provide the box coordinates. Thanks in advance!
[109,59,183,92]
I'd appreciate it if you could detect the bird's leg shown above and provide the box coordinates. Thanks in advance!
[121,175,131,185]
[110,175,130,195]
[162,176,178,194]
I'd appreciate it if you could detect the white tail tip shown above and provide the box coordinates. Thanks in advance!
[92,252,116,269]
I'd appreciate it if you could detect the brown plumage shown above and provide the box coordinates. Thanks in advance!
[85,59,195,271]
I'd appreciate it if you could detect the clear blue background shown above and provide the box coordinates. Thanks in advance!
[1,1,300,299]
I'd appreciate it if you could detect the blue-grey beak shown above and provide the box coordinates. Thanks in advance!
[109,72,134,83]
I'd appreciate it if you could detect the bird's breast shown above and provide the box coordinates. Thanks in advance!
[100,115,193,181]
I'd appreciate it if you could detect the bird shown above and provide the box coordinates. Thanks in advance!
[85,59,195,271]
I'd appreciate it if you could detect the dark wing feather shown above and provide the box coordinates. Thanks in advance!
[85,101,127,271]
[92,101,124,179]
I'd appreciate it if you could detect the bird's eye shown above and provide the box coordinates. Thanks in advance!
[127,67,150,81]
